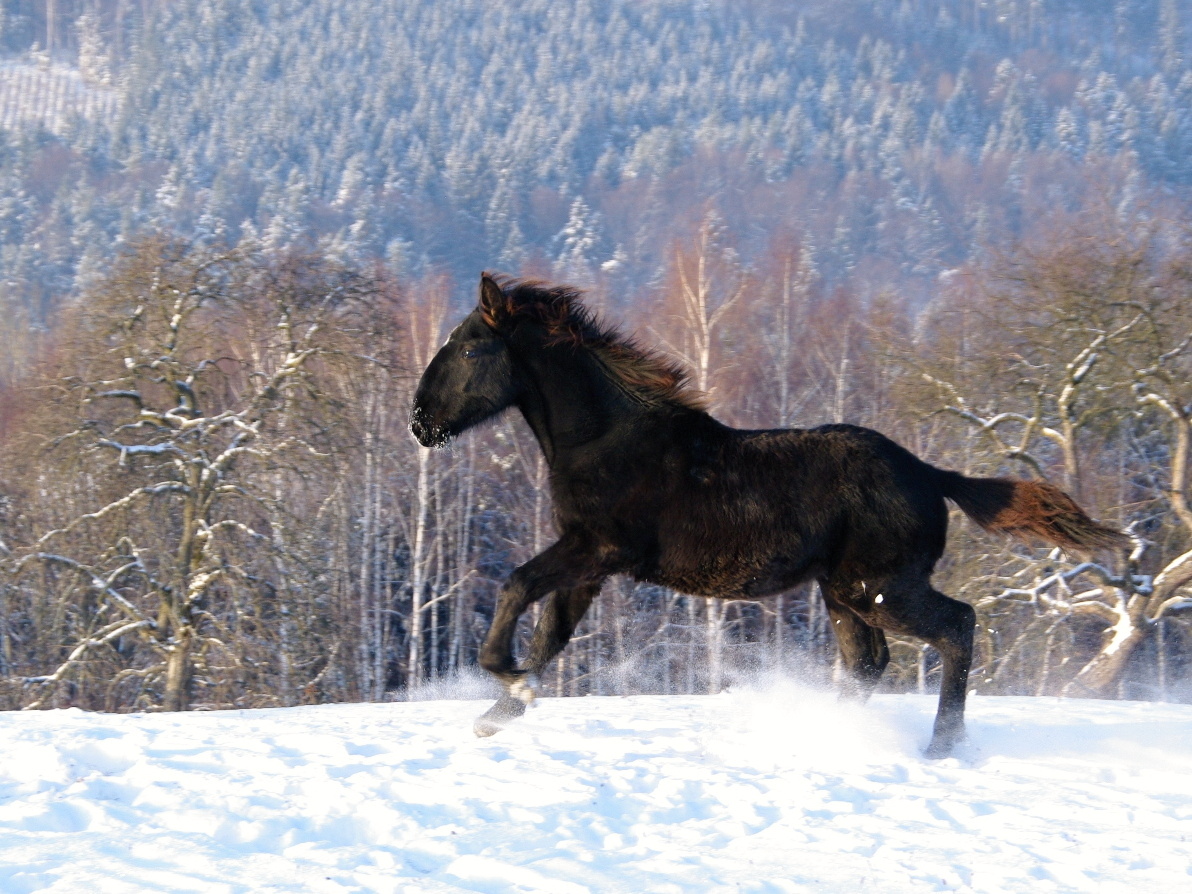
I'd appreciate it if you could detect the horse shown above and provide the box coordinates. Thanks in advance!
[410,273,1126,757]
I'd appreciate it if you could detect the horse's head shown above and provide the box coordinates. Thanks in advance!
[410,274,521,448]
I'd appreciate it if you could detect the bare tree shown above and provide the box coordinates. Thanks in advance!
[914,225,1192,698]
[4,236,386,710]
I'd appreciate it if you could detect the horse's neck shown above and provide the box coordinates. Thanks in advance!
[514,345,651,465]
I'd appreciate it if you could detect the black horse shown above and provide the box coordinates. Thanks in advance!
[410,274,1125,757]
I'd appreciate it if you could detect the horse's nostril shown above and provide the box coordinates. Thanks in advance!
[410,409,448,448]
[410,405,428,436]
[410,418,432,445]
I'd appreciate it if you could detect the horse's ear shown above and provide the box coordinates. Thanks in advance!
[478,273,509,326]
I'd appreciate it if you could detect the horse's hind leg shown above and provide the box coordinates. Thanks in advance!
[866,581,976,758]
[920,589,976,758]
[474,584,599,738]
[823,591,890,701]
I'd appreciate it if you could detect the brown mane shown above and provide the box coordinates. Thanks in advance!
[486,273,706,410]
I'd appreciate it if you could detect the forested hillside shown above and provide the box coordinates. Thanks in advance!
[0,1,1190,711]
[2,1,1192,328]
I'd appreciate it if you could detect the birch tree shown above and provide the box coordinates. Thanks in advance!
[399,275,456,689]
[654,212,747,693]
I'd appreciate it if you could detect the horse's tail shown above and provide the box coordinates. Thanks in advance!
[935,469,1128,553]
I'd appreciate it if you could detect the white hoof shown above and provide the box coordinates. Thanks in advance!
[474,717,503,738]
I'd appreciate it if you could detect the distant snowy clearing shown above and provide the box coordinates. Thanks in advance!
[2,683,1190,893]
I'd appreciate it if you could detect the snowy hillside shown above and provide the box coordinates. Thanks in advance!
[2,682,1190,893]
[6,0,1192,319]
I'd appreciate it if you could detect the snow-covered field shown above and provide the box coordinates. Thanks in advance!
[0,61,117,134]
[1,681,1190,893]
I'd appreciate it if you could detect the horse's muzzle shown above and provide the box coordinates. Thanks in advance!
[409,408,450,448]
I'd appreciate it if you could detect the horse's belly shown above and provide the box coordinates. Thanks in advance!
[624,485,827,598]
[637,548,819,599]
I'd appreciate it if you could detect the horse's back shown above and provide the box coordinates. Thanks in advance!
[738,422,948,557]
[636,419,949,597]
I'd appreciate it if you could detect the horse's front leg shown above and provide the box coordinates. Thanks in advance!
[474,583,600,737]
[475,538,603,736]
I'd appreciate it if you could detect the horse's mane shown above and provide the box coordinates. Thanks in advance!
[486,274,706,411]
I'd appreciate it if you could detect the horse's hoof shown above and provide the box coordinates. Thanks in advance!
[923,740,952,759]
[473,694,529,738]
[924,729,965,759]
[474,717,504,738]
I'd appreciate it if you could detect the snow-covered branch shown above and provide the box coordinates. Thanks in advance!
[21,618,156,710]
[33,483,191,547]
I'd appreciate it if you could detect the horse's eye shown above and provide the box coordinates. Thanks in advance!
[462,346,478,359]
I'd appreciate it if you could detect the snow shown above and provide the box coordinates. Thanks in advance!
[2,680,1190,893]
[0,61,117,134]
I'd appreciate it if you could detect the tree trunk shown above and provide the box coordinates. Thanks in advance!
[706,597,724,692]
[162,630,193,711]
[773,591,785,671]
[1062,597,1149,697]
[407,444,432,686]
[358,429,378,698]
